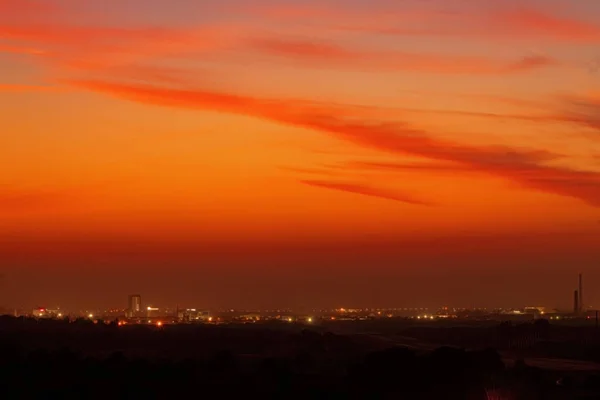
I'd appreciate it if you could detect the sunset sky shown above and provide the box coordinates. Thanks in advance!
[1,0,600,310]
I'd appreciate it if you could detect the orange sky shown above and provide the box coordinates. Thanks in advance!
[1,0,599,310]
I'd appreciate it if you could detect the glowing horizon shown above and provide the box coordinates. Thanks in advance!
[1,0,599,309]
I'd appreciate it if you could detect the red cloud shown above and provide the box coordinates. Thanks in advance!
[67,79,600,206]
[252,37,555,75]
[300,180,433,206]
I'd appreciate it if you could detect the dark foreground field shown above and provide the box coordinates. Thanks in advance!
[1,316,600,399]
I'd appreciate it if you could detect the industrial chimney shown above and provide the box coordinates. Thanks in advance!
[574,290,579,315]
[579,273,584,314]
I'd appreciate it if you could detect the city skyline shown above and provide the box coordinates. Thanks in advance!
[1,272,596,312]
[1,0,600,309]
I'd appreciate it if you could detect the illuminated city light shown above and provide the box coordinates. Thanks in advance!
[156,321,163,327]
[307,317,313,323]
[88,314,93,319]
[208,317,213,322]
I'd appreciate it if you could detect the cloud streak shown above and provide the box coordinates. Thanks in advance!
[67,79,600,206]
[558,94,600,132]
[493,8,600,43]
[342,160,474,173]
[0,11,237,80]
[0,24,231,59]
[0,43,46,55]
[252,37,555,75]
[304,5,600,44]
[300,180,433,206]
[278,166,340,177]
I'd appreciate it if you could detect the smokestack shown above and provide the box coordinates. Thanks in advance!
[579,273,584,313]
[574,290,579,315]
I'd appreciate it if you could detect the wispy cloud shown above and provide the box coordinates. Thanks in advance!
[0,12,237,82]
[251,37,555,75]
[67,79,600,206]
[278,166,340,177]
[492,8,600,43]
[300,180,433,206]
[373,98,600,137]
[57,61,198,85]
[558,94,600,132]
[0,24,231,60]
[315,6,600,44]
[342,160,473,173]
[0,1,566,84]
[0,43,46,55]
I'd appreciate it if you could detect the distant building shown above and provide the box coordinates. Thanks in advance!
[523,306,546,315]
[146,306,159,318]
[178,308,211,322]
[32,307,62,318]
[127,294,142,318]
[240,313,261,321]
